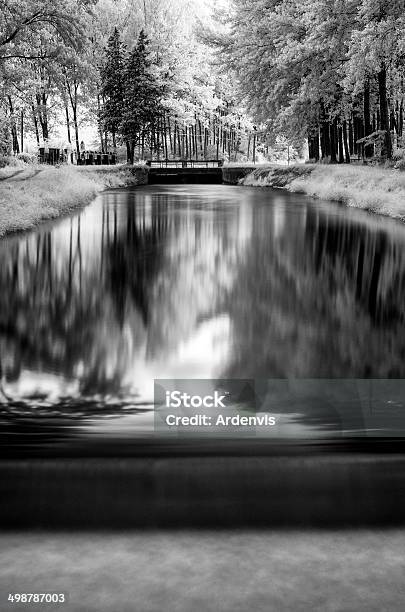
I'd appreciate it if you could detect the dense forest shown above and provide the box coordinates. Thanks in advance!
[214,0,405,163]
[1,0,405,163]
[0,0,252,163]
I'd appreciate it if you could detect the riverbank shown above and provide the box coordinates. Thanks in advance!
[0,164,147,238]
[2,162,405,238]
[242,164,405,222]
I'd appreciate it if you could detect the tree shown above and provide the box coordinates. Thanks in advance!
[100,27,126,152]
[213,0,405,163]
[121,30,163,163]
[0,0,89,150]
[0,0,84,60]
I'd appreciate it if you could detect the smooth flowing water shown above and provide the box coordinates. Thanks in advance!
[2,183,405,445]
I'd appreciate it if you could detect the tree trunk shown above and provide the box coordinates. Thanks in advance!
[31,104,40,146]
[338,125,345,164]
[353,115,358,156]
[308,128,319,162]
[330,121,337,163]
[8,96,19,154]
[36,92,49,141]
[65,105,71,144]
[343,120,350,163]
[378,65,392,159]
[72,107,80,158]
[167,115,172,156]
[252,133,256,163]
[20,111,24,152]
[97,93,104,153]
[163,115,169,159]
[364,80,373,158]
[349,117,354,155]
[198,119,203,157]
[173,120,177,156]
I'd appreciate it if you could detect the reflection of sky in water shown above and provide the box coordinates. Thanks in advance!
[3,184,405,440]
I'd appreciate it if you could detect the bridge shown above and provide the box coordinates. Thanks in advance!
[148,159,224,184]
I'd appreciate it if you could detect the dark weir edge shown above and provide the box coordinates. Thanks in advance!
[2,448,405,528]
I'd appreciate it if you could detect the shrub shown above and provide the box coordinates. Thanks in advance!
[394,158,405,171]
[0,155,18,168]
[17,152,37,164]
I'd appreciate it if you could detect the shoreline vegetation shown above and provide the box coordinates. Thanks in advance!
[0,164,147,238]
[1,161,405,238]
[242,165,405,223]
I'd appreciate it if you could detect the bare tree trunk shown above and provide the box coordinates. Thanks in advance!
[343,120,351,163]
[31,103,40,146]
[163,115,168,159]
[97,93,105,153]
[177,123,182,156]
[36,92,49,141]
[348,117,354,156]
[65,105,72,144]
[364,80,373,158]
[378,64,392,159]
[72,107,80,158]
[330,120,337,163]
[20,110,24,152]
[252,133,256,163]
[167,115,173,156]
[338,123,344,163]
[8,96,19,154]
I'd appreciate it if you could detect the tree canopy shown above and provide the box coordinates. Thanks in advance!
[213,0,405,161]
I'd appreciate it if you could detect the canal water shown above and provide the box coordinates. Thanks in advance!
[2,183,405,445]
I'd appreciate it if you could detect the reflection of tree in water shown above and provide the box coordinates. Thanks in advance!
[0,191,241,405]
[105,201,167,326]
[223,205,405,378]
[0,229,95,382]
[307,212,405,325]
[0,199,169,399]
[6,185,405,413]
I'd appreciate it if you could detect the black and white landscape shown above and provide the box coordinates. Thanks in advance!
[2,1,405,611]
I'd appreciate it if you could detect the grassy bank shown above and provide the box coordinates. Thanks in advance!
[0,164,147,238]
[243,164,405,221]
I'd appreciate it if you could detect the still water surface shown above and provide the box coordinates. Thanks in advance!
[2,184,405,442]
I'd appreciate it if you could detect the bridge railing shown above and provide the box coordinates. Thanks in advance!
[148,159,223,169]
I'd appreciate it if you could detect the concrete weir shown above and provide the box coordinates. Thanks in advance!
[149,166,223,184]
[146,162,254,185]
